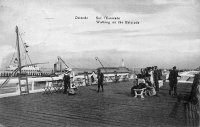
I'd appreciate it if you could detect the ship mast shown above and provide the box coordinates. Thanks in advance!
[16,26,30,95]
[15,26,22,75]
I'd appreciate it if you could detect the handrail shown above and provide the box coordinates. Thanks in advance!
[190,74,200,103]
[57,56,69,68]
[0,62,48,89]
[0,68,19,88]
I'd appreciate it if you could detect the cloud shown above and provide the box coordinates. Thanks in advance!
[0,0,200,69]
[33,49,200,69]
[77,29,139,35]
[126,32,200,40]
[68,0,177,15]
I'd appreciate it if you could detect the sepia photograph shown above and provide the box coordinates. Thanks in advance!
[0,0,200,126]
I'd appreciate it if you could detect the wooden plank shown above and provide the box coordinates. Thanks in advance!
[0,81,191,127]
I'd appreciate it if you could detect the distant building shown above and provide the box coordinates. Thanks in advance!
[195,66,200,71]
[97,67,130,74]
[6,65,40,72]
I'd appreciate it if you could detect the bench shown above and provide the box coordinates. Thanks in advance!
[52,80,64,93]
[133,88,146,99]
[43,80,63,94]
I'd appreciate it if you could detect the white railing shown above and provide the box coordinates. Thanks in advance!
[0,73,132,98]
[0,77,63,98]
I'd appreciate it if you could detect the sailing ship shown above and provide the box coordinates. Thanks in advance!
[0,26,57,95]
[0,26,133,96]
[0,27,51,78]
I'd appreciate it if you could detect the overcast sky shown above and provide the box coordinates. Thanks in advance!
[0,0,200,69]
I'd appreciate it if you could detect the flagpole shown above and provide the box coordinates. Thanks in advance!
[16,26,22,75]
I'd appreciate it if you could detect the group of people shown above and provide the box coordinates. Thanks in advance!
[131,66,161,97]
[63,68,76,95]
[131,66,181,97]
[63,66,181,97]
[63,68,105,95]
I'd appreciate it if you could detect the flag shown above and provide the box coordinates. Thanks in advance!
[24,43,29,48]
[14,58,18,63]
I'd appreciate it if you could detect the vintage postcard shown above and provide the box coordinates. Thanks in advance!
[0,0,199,127]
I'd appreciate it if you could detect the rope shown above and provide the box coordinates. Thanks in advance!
[19,33,32,64]
[8,43,17,66]
[8,51,16,66]
[0,68,19,88]
[95,57,114,82]
[66,62,78,68]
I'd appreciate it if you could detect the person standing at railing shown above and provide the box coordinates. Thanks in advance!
[63,68,71,94]
[168,66,181,96]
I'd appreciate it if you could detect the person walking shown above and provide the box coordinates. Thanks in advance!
[97,69,104,92]
[168,66,181,96]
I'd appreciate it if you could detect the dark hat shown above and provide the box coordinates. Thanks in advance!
[147,67,152,70]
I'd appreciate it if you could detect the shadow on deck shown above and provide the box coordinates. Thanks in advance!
[0,81,195,127]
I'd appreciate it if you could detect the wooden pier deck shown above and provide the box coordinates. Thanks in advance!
[0,81,192,127]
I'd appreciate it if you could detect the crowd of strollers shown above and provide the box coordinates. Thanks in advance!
[62,68,105,95]
[131,66,162,97]
[62,66,181,97]
[131,66,181,97]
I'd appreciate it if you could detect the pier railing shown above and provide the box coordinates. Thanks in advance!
[187,73,200,127]
[0,77,63,98]
[0,73,132,98]
[190,74,200,105]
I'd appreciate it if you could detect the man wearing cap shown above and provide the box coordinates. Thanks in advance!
[168,66,181,96]
[63,68,71,94]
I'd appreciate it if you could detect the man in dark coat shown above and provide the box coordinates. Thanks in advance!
[153,66,159,93]
[168,66,181,96]
[97,69,104,92]
[114,71,118,83]
[63,69,71,94]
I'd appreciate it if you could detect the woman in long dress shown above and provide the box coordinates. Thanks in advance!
[149,68,154,87]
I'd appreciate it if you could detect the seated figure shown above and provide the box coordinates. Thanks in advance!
[131,76,156,96]
[145,85,156,96]
[131,77,147,96]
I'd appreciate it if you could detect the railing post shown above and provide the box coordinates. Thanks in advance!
[16,83,20,95]
[32,81,35,91]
